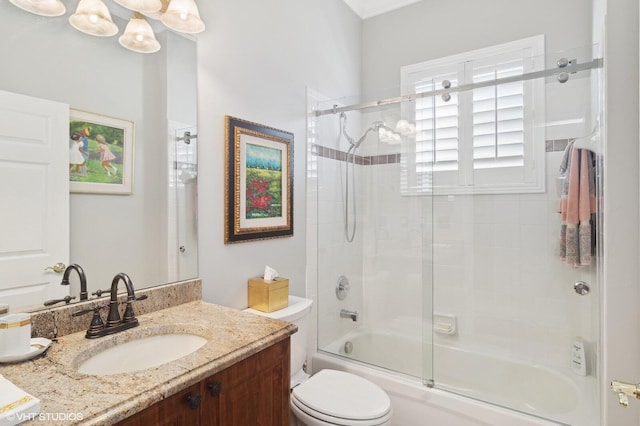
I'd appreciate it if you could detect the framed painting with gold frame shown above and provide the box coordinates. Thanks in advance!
[224,116,294,243]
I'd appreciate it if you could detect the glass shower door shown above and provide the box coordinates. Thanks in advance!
[420,47,603,425]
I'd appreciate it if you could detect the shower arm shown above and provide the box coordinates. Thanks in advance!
[340,113,389,148]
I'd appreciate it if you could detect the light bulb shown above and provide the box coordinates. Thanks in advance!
[119,12,161,54]
[9,0,66,16]
[161,0,205,34]
[69,0,118,37]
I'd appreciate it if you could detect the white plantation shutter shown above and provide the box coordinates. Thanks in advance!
[472,63,525,169]
[415,74,460,173]
[401,36,545,195]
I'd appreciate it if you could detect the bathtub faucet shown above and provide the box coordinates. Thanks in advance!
[340,309,358,322]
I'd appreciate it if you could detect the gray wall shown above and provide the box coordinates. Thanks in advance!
[361,0,592,99]
[196,0,362,307]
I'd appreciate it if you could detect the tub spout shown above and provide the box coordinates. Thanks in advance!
[340,309,358,322]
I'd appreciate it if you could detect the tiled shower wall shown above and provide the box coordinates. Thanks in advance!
[311,140,599,372]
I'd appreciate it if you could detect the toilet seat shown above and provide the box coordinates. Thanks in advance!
[291,369,392,426]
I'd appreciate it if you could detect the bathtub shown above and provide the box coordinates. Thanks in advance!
[313,331,599,426]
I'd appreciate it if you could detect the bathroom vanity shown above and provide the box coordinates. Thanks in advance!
[116,338,289,425]
[0,284,296,426]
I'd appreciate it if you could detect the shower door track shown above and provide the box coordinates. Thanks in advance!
[314,58,603,117]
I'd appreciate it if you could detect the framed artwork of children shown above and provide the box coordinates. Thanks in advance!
[69,109,134,194]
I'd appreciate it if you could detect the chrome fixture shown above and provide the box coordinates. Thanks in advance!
[343,341,354,354]
[9,0,205,54]
[315,58,603,116]
[340,309,358,322]
[574,281,590,296]
[43,295,76,307]
[339,112,397,242]
[611,380,640,407]
[72,273,145,338]
[556,57,576,84]
[61,264,89,301]
[177,131,198,145]
[441,79,452,102]
[336,276,350,301]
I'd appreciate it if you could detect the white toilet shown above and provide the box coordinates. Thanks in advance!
[244,295,393,426]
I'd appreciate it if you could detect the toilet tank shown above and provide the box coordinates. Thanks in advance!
[244,295,313,376]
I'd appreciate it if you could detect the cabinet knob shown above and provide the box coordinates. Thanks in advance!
[207,381,222,396]
[186,393,202,410]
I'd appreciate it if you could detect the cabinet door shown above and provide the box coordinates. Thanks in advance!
[202,338,290,426]
[116,382,202,426]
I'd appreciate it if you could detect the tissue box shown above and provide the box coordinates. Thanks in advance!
[248,277,289,313]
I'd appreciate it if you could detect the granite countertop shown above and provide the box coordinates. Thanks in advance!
[0,301,297,425]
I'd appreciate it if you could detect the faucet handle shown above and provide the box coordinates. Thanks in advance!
[72,305,105,317]
[44,295,76,306]
[120,295,146,324]
[73,305,106,338]
[91,289,111,298]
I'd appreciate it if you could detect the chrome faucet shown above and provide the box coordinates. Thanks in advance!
[73,272,144,339]
[61,264,88,301]
[340,309,358,322]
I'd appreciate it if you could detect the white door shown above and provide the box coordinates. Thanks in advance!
[0,90,69,311]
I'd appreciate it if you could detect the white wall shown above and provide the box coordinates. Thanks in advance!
[601,0,640,424]
[196,0,362,308]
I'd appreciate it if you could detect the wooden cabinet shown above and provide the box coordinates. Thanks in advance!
[117,338,290,426]
[116,382,202,426]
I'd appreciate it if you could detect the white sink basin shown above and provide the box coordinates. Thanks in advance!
[77,334,207,375]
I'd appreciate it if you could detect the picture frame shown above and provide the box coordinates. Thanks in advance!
[69,109,134,194]
[224,116,294,244]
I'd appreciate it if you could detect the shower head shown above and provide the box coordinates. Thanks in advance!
[351,120,391,148]
[371,121,385,130]
[339,113,397,148]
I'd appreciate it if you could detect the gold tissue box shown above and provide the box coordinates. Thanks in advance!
[248,277,289,313]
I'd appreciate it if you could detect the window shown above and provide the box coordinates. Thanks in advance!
[400,36,545,194]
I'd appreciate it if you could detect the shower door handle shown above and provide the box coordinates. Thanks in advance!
[611,380,640,407]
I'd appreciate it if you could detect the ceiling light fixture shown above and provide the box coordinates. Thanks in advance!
[113,0,162,15]
[9,0,205,54]
[160,0,205,34]
[119,12,161,53]
[8,0,66,17]
[69,0,119,37]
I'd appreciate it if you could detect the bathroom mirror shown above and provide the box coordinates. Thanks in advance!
[0,1,198,311]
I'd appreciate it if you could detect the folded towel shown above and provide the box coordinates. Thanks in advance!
[0,375,40,426]
[558,141,597,267]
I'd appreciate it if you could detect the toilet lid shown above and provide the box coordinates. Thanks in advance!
[291,369,391,421]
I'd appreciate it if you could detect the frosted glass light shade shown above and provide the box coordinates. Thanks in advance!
[8,0,66,16]
[113,0,162,14]
[161,0,205,34]
[119,13,161,53]
[69,0,118,37]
